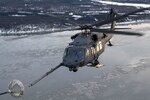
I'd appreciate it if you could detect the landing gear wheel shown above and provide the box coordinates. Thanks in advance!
[93,60,100,66]
[92,60,103,68]
[73,68,78,72]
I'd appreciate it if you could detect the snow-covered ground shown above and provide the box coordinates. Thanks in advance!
[92,0,150,8]
[0,23,150,100]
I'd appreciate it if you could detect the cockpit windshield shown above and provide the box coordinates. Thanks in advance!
[64,47,85,59]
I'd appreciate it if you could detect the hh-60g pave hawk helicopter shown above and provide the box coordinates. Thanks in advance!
[0,7,149,88]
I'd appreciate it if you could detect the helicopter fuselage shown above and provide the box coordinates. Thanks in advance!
[62,32,113,72]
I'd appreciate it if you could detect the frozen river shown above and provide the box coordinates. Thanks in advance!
[0,23,150,100]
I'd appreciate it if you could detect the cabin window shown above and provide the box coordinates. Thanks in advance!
[91,47,95,55]
[86,49,89,56]
[96,45,100,51]
[88,48,92,56]
[99,42,102,50]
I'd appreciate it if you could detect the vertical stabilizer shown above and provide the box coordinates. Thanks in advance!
[108,8,117,30]
[106,8,118,46]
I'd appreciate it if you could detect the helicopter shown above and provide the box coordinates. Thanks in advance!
[0,7,149,87]
[28,7,149,87]
[60,8,146,72]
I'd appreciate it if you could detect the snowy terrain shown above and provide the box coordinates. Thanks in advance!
[0,0,150,32]
[0,23,150,100]
[0,0,150,100]
[92,0,150,8]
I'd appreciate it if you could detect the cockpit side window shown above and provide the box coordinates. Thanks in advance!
[63,48,68,57]
[76,49,85,58]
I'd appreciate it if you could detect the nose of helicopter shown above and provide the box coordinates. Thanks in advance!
[62,55,85,72]
[62,47,85,70]
[63,57,84,68]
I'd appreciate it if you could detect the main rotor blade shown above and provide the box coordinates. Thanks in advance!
[114,28,131,30]
[0,27,80,36]
[29,63,63,87]
[102,27,131,30]
[91,28,143,36]
[92,7,150,27]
